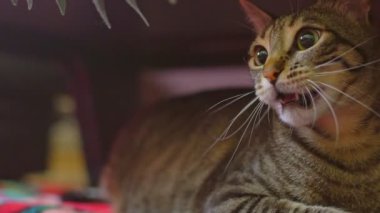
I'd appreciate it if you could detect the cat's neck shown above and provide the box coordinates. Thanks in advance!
[274,101,380,169]
[312,101,375,141]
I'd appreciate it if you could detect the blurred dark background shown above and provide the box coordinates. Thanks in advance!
[0,0,379,184]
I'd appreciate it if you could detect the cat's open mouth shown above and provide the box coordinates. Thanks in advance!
[278,90,319,108]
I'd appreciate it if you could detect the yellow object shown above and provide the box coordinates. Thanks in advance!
[26,94,89,189]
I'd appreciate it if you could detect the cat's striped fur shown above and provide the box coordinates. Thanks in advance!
[104,0,380,212]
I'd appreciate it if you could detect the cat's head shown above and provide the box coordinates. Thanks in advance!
[241,0,379,133]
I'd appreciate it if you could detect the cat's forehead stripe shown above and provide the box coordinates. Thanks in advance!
[301,16,324,25]
[272,17,287,36]
[259,14,300,40]
[260,25,273,39]
[287,14,299,28]
[266,15,304,55]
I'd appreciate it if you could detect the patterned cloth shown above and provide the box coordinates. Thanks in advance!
[0,181,111,213]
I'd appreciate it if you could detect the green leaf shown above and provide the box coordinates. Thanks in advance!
[56,0,67,15]
[93,0,112,29]
[125,0,150,26]
[10,0,18,6]
[26,0,33,10]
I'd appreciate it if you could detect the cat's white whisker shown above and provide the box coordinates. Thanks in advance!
[316,81,380,119]
[224,105,270,172]
[308,80,340,141]
[343,79,378,104]
[108,0,380,211]
[224,106,259,172]
[221,102,263,141]
[208,91,254,113]
[217,96,260,141]
[248,104,269,148]
[254,106,271,128]
[314,61,341,69]
[301,92,307,107]
[316,58,380,76]
[266,104,271,124]
[315,36,377,69]
[305,87,317,127]
[202,96,262,157]
[252,102,265,127]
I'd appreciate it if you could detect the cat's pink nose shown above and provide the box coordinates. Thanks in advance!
[263,70,279,84]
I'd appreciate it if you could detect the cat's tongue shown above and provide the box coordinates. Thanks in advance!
[279,93,298,105]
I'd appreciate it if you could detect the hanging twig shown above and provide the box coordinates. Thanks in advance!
[93,0,112,29]
[56,0,67,15]
[11,0,18,6]
[125,0,149,26]
[26,0,33,10]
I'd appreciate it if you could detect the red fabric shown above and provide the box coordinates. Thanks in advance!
[0,203,29,212]
[63,202,111,213]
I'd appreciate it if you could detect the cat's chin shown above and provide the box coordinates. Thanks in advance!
[273,102,316,128]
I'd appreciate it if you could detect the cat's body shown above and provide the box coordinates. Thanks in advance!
[105,89,380,213]
[105,89,262,212]
[104,0,380,212]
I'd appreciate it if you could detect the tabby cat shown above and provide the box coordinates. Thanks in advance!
[103,0,380,212]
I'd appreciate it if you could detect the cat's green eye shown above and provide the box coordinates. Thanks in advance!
[254,46,268,66]
[296,29,320,50]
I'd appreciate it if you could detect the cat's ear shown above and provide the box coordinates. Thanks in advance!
[240,0,272,33]
[317,0,372,24]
